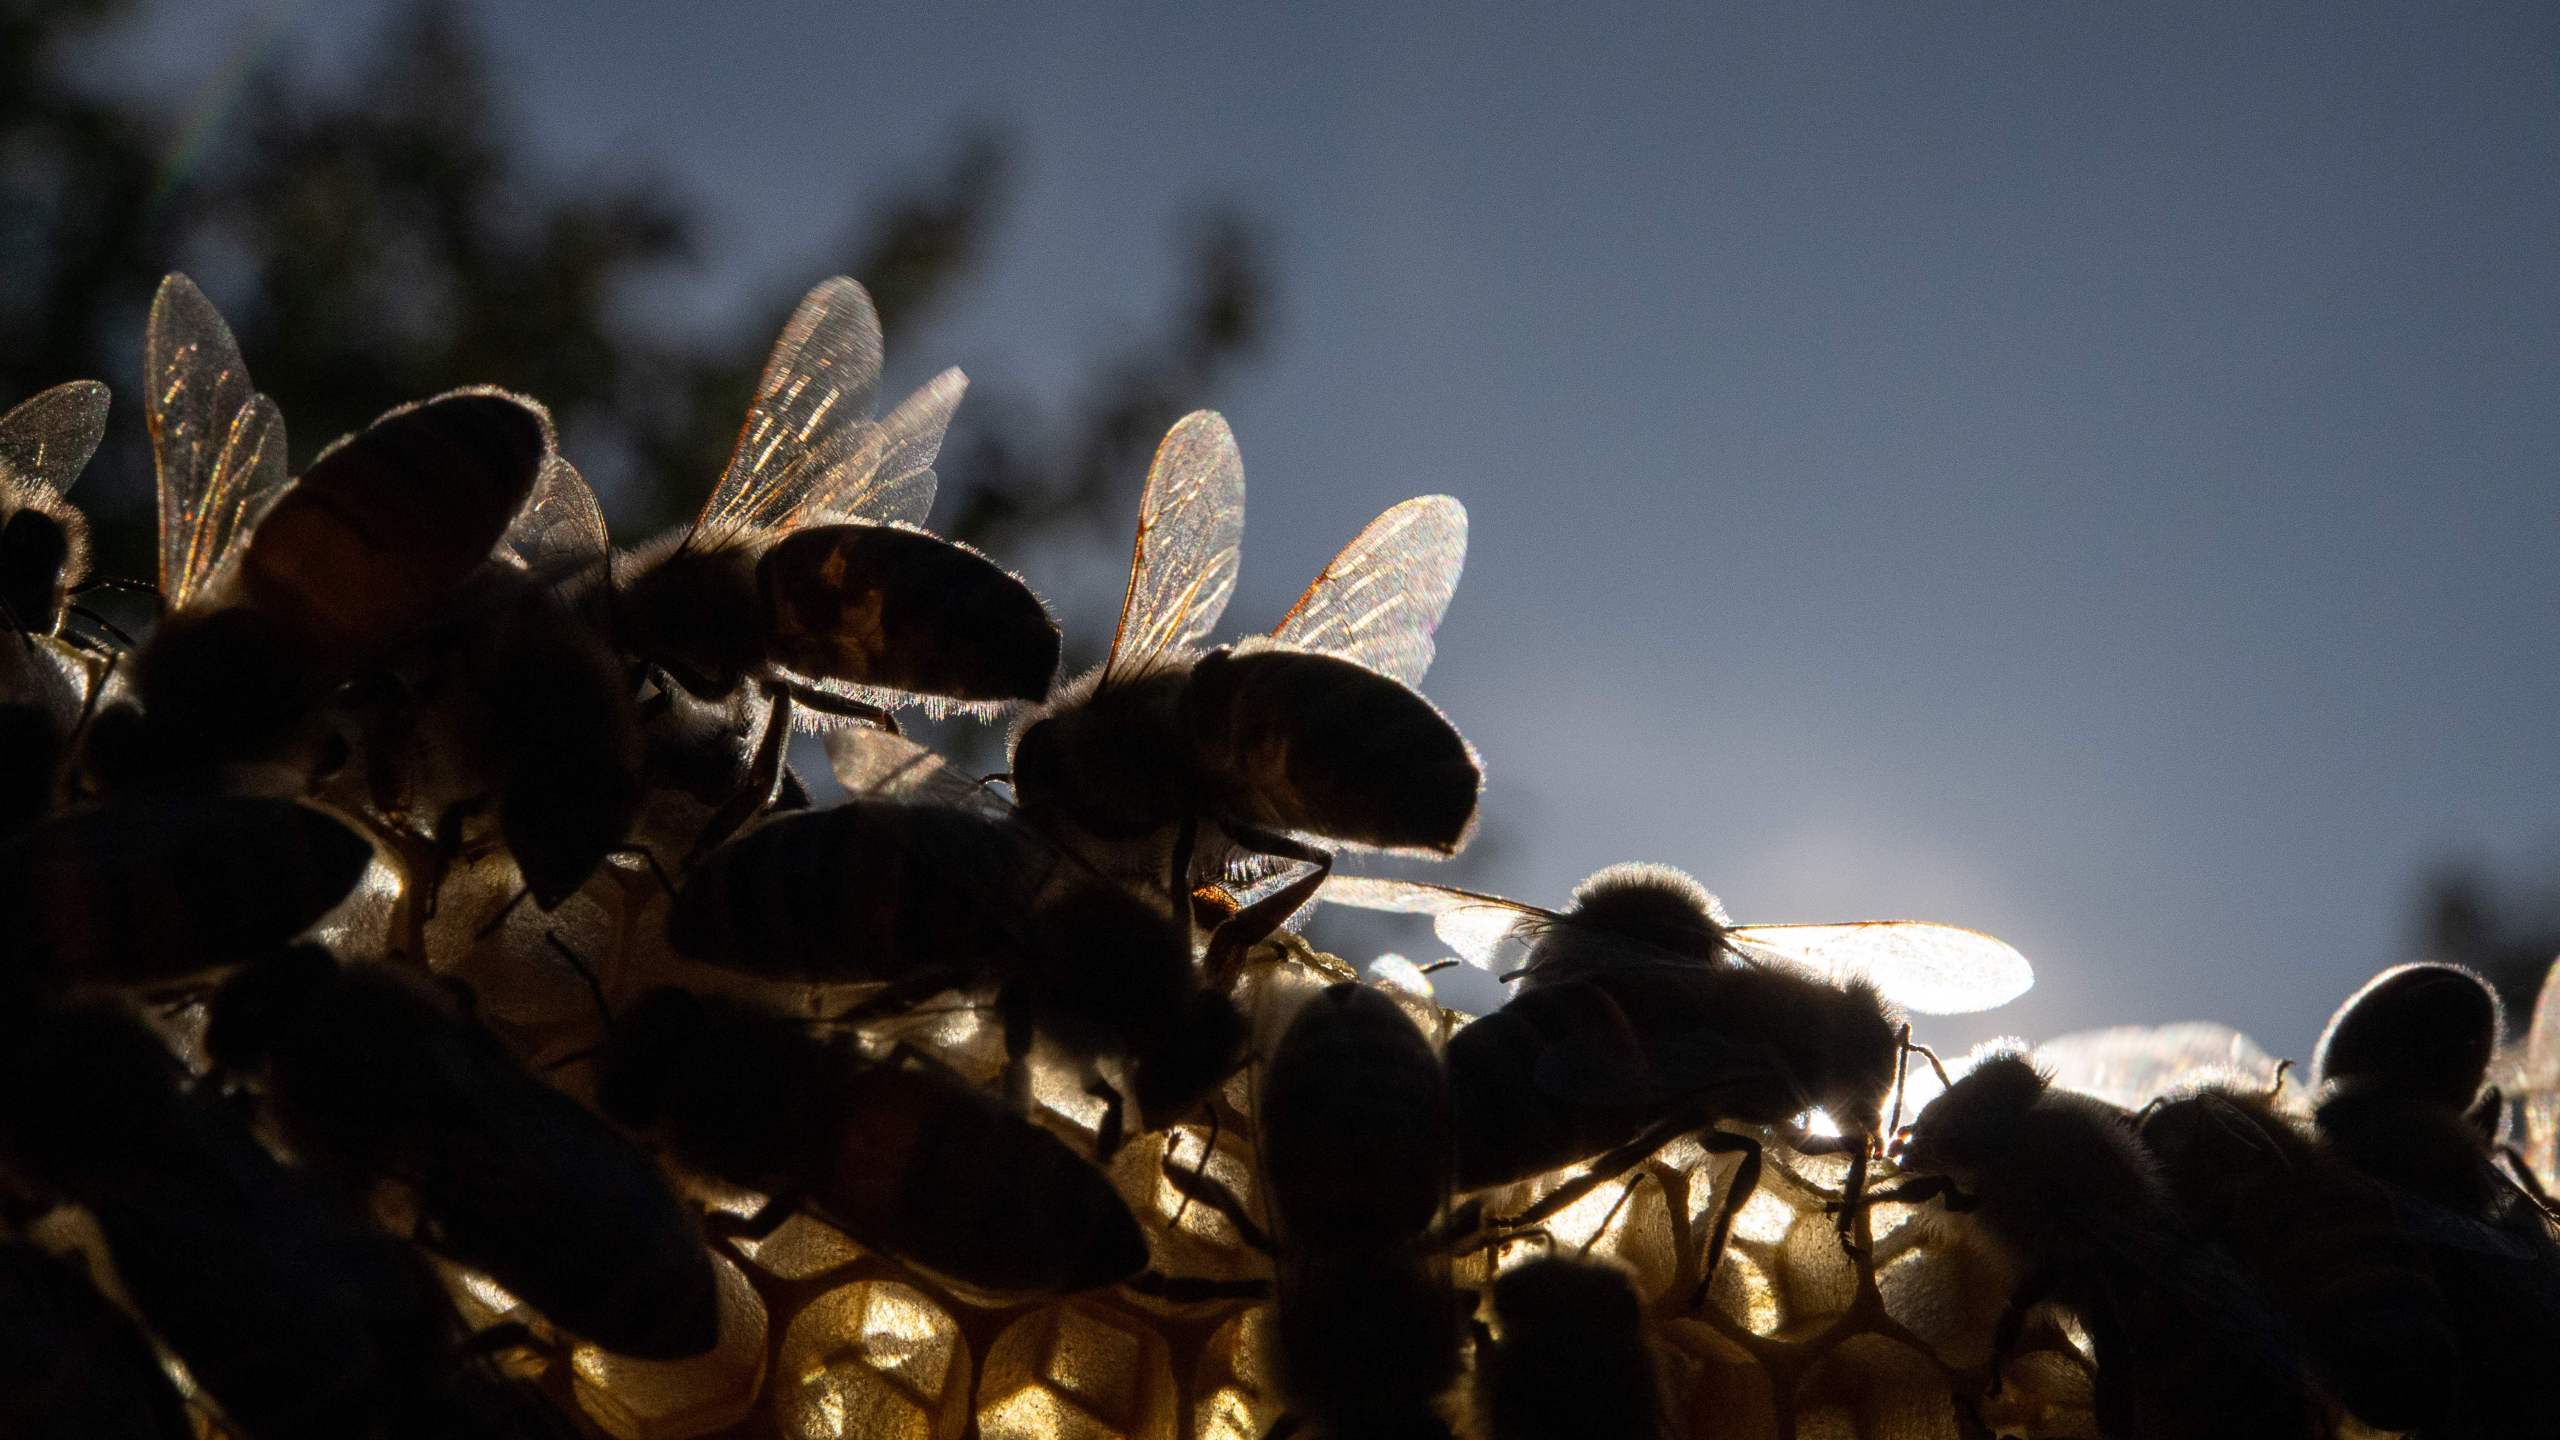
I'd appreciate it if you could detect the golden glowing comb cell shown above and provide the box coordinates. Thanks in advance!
[976,1301,1177,1440]
[572,1253,767,1439]
[733,1211,864,1283]
[1189,1307,1281,1440]
[1798,1333,1963,1440]
[774,1280,970,1440]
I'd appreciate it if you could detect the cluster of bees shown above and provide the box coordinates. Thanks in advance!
[0,272,2553,1440]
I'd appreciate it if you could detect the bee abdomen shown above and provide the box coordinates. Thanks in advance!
[761,524,1059,703]
[832,1067,1147,1295]
[1184,647,1479,855]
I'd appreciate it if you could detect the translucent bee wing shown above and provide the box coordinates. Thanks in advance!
[0,381,110,496]
[2526,957,2560,1086]
[506,456,612,576]
[2518,960,2560,1175]
[2033,1023,2280,1108]
[822,725,1008,818]
[803,367,964,531]
[1317,873,1546,975]
[145,275,289,607]
[692,277,937,543]
[1270,495,1465,690]
[1725,921,2032,1016]
[1100,411,1243,686]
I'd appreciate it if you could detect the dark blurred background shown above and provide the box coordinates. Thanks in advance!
[8,0,2555,1055]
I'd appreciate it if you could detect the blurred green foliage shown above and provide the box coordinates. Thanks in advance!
[0,0,1270,581]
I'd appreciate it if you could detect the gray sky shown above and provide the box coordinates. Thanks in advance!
[96,2,2559,1059]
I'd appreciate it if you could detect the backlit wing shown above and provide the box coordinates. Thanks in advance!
[823,725,1007,818]
[1101,411,1243,685]
[506,456,612,577]
[1271,496,1465,689]
[1318,873,1547,974]
[0,381,110,495]
[1726,921,2031,1016]
[2034,1023,2280,1110]
[146,274,289,607]
[690,277,912,543]
[800,367,964,531]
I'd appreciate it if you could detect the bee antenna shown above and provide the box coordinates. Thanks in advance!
[1887,1023,1916,1140]
[1497,965,1530,984]
[543,932,612,1030]
[69,575,165,617]
[2265,1057,2293,1103]
[65,604,137,651]
[1905,1037,1953,1090]
[1417,958,1461,975]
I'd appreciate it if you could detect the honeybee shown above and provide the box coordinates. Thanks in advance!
[1009,411,1479,899]
[2031,1021,2281,1111]
[0,1241,192,1440]
[1473,1254,1668,1440]
[0,792,372,991]
[205,947,722,1360]
[94,274,552,785]
[594,985,1150,1300]
[0,380,109,641]
[0,380,116,832]
[2135,1082,2458,1433]
[1319,863,2029,1275]
[0,998,479,1436]
[607,277,1057,830]
[2310,963,2560,1437]
[1882,1051,2324,1439]
[671,727,1266,1151]
[1162,979,1465,1440]
[354,456,642,911]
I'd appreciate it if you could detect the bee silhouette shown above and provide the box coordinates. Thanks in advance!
[1010,411,1480,901]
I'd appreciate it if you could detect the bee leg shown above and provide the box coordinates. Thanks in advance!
[1984,1269,2057,1398]
[2496,1141,2560,1217]
[998,987,1038,1110]
[1202,866,1330,987]
[1224,822,1332,875]
[1687,1131,1763,1308]
[1170,812,1198,904]
[1121,1270,1272,1303]
[1158,1151,1276,1256]
[1087,1075,1128,1159]
[1429,1197,1488,1253]
[1841,1176,1972,1211]
[686,689,796,868]
[1498,1110,1708,1232]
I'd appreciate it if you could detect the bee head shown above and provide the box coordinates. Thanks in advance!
[2314,962,2499,1109]
[204,945,340,1074]
[1817,978,1903,1142]
[1899,1048,2046,1176]
[1557,863,1730,964]
[0,504,79,635]
[595,985,709,1130]
[1491,1255,1644,1339]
